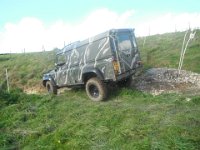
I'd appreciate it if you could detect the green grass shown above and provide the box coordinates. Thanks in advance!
[0,51,56,91]
[0,89,200,149]
[137,29,200,73]
[0,30,200,149]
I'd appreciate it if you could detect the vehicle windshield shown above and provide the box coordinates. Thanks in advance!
[117,34,132,51]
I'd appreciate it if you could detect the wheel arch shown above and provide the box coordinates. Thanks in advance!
[42,75,57,87]
[82,68,104,84]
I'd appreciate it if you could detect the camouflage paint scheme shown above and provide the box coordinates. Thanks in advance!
[43,28,141,88]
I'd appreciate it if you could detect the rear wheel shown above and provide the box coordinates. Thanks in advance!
[86,77,107,101]
[46,81,57,94]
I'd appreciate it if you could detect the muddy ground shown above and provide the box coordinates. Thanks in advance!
[131,68,200,96]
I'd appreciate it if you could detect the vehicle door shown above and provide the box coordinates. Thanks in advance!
[116,31,137,72]
[55,52,69,86]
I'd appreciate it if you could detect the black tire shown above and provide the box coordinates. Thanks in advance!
[86,77,107,101]
[46,81,57,94]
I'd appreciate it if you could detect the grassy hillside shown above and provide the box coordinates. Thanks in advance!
[0,29,200,92]
[0,51,55,92]
[0,30,200,149]
[0,30,199,92]
[1,89,200,149]
[137,29,200,73]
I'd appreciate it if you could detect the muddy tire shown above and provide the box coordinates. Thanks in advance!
[46,81,57,94]
[86,77,107,101]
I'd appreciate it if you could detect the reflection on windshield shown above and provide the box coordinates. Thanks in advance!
[118,34,131,51]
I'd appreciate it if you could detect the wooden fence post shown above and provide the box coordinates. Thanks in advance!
[6,69,10,93]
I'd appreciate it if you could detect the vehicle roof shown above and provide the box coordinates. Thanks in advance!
[56,28,134,55]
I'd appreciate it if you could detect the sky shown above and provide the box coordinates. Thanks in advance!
[0,0,200,53]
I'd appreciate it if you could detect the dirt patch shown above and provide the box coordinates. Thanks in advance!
[132,68,200,96]
[23,85,45,94]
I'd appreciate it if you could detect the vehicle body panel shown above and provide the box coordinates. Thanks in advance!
[43,28,142,88]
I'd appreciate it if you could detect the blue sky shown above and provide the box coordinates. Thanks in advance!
[1,0,199,26]
[0,0,200,53]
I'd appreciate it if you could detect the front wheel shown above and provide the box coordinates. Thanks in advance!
[86,77,107,101]
[46,81,57,94]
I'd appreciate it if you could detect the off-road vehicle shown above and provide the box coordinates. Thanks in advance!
[43,28,142,101]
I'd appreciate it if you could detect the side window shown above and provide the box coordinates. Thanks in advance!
[70,49,79,65]
[117,34,132,51]
[56,54,65,65]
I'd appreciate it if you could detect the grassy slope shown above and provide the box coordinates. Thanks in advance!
[0,51,55,92]
[0,30,199,91]
[0,30,200,149]
[1,89,200,149]
[137,29,200,73]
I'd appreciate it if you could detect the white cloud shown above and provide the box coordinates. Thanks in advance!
[0,18,46,53]
[0,9,200,53]
[135,13,200,36]
[74,8,135,40]
[0,8,135,53]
